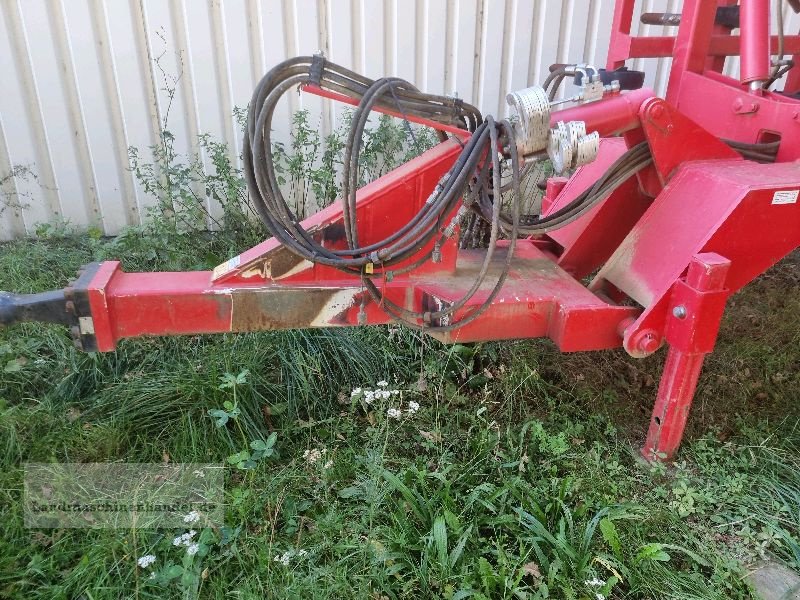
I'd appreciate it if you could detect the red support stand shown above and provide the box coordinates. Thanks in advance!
[642,253,731,461]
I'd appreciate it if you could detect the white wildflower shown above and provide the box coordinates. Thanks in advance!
[173,530,197,547]
[273,549,307,565]
[303,448,323,465]
[387,408,402,419]
[137,554,156,568]
[324,459,333,469]
[350,387,362,397]
[586,578,605,587]
[364,390,375,404]
[186,542,200,556]
[377,380,389,387]
[391,390,400,395]
[407,401,420,414]
[183,510,200,524]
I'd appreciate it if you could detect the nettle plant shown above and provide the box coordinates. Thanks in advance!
[208,369,279,470]
[123,108,437,273]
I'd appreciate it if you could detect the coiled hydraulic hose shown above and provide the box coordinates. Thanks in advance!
[244,56,780,330]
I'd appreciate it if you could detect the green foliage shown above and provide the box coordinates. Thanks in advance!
[0,109,799,599]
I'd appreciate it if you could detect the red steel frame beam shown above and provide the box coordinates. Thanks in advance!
[12,0,800,462]
[607,0,800,98]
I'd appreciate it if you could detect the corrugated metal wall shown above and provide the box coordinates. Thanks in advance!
[0,1,798,239]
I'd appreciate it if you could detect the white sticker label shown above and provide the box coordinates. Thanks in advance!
[772,190,799,205]
[212,255,241,279]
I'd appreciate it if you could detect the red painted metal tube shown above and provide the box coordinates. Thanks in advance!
[550,88,653,137]
[642,349,706,460]
[740,0,771,85]
[301,84,471,137]
[306,81,651,141]
[612,33,800,61]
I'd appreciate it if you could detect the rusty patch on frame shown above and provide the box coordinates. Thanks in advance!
[230,288,353,331]
[265,247,309,279]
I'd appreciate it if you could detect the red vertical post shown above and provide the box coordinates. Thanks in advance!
[642,253,731,461]
[707,0,739,74]
[665,0,720,103]
[606,0,637,69]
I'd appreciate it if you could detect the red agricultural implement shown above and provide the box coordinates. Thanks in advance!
[3,0,800,461]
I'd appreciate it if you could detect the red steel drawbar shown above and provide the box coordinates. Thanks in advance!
[3,0,800,461]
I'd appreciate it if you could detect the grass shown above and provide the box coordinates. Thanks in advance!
[1,113,800,599]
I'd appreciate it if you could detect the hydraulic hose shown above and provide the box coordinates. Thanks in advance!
[243,56,781,330]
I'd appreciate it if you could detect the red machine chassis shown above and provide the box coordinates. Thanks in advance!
[40,1,800,460]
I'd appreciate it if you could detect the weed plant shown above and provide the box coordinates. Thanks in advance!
[0,111,799,598]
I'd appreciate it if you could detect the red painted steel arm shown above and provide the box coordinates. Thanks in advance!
[551,88,653,137]
[301,84,471,137]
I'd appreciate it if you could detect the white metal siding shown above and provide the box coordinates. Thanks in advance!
[0,0,798,239]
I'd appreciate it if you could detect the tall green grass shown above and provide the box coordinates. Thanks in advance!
[1,110,799,598]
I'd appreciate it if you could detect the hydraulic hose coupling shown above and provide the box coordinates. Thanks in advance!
[506,84,600,174]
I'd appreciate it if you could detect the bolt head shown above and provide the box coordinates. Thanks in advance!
[672,305,687,319]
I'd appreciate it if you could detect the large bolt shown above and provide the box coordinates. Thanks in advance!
[672,305,687,319]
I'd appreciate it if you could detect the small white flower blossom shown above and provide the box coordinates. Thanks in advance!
[324,459,333,469]
[377,380,389,387]
[192,469,205,478]
[350,388,362,397]
[303,448,324,465]
[391,390,400,395]
[407,401,420,414]
[186,543,200,556]
[137,554,156,568]
[173,530,197,547]
[387,408,402,419]
[183,510,200,524]
[586,578,605,587]
[364,390,375,404]
[274,549,307,566]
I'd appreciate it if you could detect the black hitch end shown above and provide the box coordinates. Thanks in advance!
[0,289,75,328]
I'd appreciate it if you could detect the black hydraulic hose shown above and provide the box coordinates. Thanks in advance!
[244,56,484,275]
[243,56,784,333]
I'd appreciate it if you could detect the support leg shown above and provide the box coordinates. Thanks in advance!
[643,349,707,460]
[642,253,731,461]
